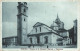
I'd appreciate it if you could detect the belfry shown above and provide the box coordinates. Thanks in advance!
[17,2,28,45]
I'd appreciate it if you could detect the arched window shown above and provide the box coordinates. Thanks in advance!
[24,9,26,12]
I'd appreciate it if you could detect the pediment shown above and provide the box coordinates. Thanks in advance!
[33,22,43,27]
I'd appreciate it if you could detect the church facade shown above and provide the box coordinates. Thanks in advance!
[27,16,71,46]
[27,22,63,45]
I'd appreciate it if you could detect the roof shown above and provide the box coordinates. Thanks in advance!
[33,22,44,27]
[55,14,61,24]
[56,29,67,32]
[2,36,17,39]
[33,22,57,33]
[28,32,63,38]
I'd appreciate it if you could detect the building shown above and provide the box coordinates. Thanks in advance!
[50,14,70,45]
[50,14,69,37]
[50,14,64,30]
[2,2,74,47]
[74,19,77,44]
[27,22,63,46]
[17,2,28,45]
[27,15,71,46]
[2,15,71,46]
[2,36,17,46]
[68,27,74,44]
[2,2,28,46]
[68,19,77,45]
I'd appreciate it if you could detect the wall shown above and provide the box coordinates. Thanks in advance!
[28,33,62,45]
[30,25,50,34]
[28,23,62,45]
[2,37,17,45]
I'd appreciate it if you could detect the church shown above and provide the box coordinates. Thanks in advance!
[27,16,70,46]
[16,2,71,46]
[2,2,72,47]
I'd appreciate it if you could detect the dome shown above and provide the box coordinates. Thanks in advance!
[53,22,58,26]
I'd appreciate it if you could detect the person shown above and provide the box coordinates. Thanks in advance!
[47,45,48,48]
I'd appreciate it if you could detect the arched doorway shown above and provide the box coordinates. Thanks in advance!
[37,36,40,44]
[30,38,32,44]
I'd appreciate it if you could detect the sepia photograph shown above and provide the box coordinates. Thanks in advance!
[2,2,77,48]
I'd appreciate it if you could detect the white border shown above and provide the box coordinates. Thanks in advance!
[0,0,80,51]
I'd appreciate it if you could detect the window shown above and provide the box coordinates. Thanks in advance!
[24,9,26,12]
[40,27,41,32]
[35,28,37,32]
[24,18,25,21]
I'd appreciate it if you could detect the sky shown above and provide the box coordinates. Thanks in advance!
[2,2,77,38]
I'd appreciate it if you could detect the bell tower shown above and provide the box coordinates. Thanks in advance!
[17,2,28,45]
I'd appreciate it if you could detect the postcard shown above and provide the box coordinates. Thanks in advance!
[0,0,80,51]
